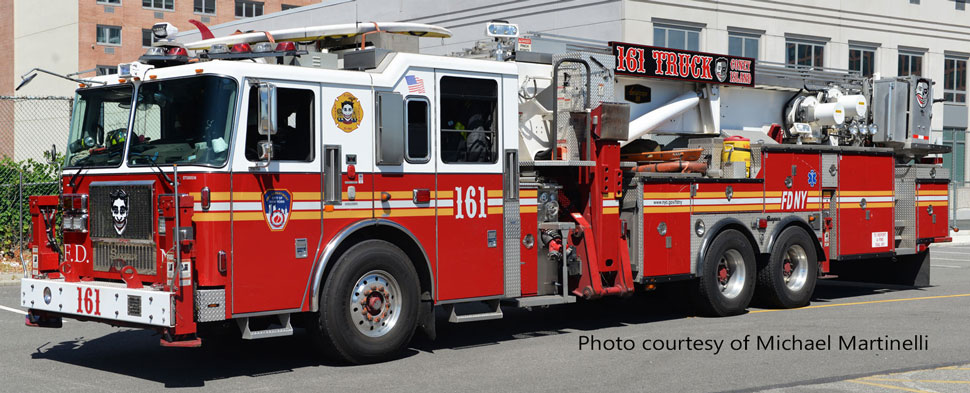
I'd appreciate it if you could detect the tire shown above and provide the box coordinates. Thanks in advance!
[756,226,818,308]
[696,229,757,316]
[310,240,420,364]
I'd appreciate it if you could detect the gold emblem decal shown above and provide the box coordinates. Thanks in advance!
[331,92,363,133]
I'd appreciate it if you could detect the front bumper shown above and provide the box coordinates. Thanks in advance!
[21,278,175,327]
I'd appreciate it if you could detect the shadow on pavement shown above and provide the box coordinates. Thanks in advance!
[27,279,924,386]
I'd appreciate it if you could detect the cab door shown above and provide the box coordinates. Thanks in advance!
[230,80,322,315]
[434,71,505,301]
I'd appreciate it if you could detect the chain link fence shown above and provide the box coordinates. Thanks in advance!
[0,96,72,277]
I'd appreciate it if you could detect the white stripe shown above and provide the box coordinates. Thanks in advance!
[0,305,27,315]
[693,198,763,205]
[603,200,620,207]
[488,198,503,206]
[765,198,781,204]
[334,201,375,210]
[521,198,537,206]
[232,202,262,211]
[643,199,691,207]
[194,202,232,211]
[293,201,321,210]
[916,196,948,202]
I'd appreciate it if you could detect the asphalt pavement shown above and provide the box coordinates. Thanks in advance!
[1,244,969,392]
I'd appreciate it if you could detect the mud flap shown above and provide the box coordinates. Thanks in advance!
[418,299,436,341]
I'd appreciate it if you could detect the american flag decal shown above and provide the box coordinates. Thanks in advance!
[405,75,425,94]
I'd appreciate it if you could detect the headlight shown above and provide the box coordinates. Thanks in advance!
[43,287,52,305]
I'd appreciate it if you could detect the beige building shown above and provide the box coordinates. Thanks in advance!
[1,0,319,160]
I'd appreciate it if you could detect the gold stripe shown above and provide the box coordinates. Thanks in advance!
[232,192,262,201]
[917,190,948,196]
[643,192,690,199]
[377,208,437,218]
[291,211,321,220]
[603,207,619,214]
[233,212,264,221]
[435,190,454,198]
[837,202,893,209]
[189,191,233,201]
[838,190,893,197]
[765,204,781,210]
[193,212,230,222]
[520,190,538,198]
[324,210,374,219]
[693,204,763,212]
[765,191,783,197]
[487,190,503,198]
[520,206,537,213]
[293,192,321,200]
[487,206,503,214]
[643,206,691,214]
[703,191,764,198]
[917,201,947,207]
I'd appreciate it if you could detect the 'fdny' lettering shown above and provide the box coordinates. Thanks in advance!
[781,191,808,210]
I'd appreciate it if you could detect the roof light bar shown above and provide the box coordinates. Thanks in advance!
[486,20,519,38]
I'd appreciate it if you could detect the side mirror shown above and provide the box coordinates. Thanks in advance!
[257,82,277,136]
[47,144,58,165]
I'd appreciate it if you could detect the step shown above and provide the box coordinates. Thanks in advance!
[445,301,503,323]
[506,294,576,308]
[237,314,293,340]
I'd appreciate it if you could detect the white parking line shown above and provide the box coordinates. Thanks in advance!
[0,305,27,315]
[933,265,962,268]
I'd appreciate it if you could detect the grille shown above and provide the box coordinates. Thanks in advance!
[93,241,157,274]
[89,181,155,240]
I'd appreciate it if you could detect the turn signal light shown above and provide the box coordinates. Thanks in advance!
[413,189,431,204]
[758,218,768,229]
[275,42,296,52]
[167,47,188,56]
[231,43,252,53]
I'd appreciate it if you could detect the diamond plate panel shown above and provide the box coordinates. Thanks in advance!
[503,200,521,298]
[750,144,763,179]
[552,51,615,161]
[829,193,839,258]
[195,289,226,322]
[821,153,838,187]
[895,166,917,252]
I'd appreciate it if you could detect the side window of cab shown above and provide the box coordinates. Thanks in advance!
[245,87,315,162]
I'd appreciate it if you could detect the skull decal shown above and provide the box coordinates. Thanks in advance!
[915,80,929,108]
[110,189,129,235]
[714,57,729,83]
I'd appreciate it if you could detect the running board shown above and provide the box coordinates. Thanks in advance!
[236,314,293,339]
[445,300,503,323]
[506,294,576,308]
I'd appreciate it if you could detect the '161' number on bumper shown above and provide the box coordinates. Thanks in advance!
[76,287,101,316]
[455,186,487,219]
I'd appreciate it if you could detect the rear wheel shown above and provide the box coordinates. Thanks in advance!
[757,226,818,308]
[696,229,756,316]
[311,240,419,364]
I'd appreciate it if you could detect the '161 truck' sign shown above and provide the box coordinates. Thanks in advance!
[611,41,755,87]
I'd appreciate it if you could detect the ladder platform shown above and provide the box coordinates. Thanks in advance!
[506,295,576,308]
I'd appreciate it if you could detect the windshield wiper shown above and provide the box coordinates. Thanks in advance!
[131,152,174,186]
[68,157,93,189]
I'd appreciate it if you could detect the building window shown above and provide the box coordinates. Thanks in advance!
[944,57,967,103]
[98,0,121,4]
[281,4,301,10]
[942,128,966,184]
[439,76,498,163]
[654,24,700,51]
[96,25,122,46]
[898,52,923,76]
[958,0,966,11]
[96,65,118,76]
[142,0,173,10]
[786,40,824,69]
[728,32,759,59]
[194,0,215,14]
[235,1,263,17]
[910,0,919,3]
[849,46,876,77]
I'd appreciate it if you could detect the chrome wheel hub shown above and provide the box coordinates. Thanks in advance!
[349,270,402,338]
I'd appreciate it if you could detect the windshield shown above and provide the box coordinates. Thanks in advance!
[65,85,134,167]
[127,75,238,167]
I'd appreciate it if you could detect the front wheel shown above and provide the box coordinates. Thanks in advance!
[696,229,757,316]
[311,240,419,364]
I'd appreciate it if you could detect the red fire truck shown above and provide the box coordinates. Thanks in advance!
[20,21,951,363]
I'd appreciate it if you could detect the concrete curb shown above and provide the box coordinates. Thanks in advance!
[949,231,970,245]
[0,278,22,287]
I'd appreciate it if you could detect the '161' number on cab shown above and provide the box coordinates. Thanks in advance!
[455,186,487,219]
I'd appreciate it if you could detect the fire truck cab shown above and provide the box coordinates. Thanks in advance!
[20,21,952,364]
